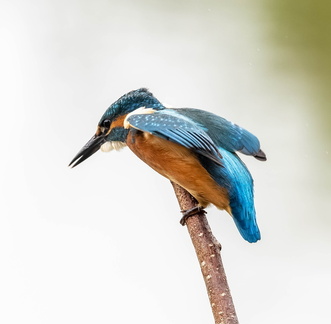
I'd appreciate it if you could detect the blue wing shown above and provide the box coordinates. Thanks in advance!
[126,110,223,166]
[171,108,262,242]
[172,108,266,161]
[127,107,262,242]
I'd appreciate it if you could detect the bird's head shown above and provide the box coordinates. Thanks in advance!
[69,88,164,168]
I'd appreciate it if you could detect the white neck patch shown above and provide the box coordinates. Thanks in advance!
[101,141,127,152]
[123,107,156,129]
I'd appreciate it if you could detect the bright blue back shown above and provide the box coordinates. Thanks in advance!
[199,150,260,242]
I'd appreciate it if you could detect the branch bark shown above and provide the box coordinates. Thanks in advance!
[171,182,239,324]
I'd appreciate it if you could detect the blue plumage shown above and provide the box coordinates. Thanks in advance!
[172,108,265,160]
[99,88,165,123]
[126,111,223,166]
[169,108,264,242]
[127,107,263,242]
[69,88,266,243]
[198,150,260,242]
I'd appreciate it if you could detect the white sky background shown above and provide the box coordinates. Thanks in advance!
[1,1,330,323]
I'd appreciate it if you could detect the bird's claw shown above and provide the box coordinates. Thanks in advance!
[180,206,206,226]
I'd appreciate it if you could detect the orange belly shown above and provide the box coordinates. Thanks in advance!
[127,130,231,212]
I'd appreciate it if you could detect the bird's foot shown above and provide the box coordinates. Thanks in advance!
[180,206,206,226]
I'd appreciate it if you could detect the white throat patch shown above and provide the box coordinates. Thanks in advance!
[101,141,127,152]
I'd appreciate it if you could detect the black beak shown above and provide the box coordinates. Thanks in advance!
[69,134,106,168]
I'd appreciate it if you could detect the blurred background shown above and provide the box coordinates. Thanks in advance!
[1,0,330,323]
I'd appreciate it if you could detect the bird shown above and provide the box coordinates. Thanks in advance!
[69,88,266,243]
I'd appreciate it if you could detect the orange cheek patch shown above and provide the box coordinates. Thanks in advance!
[110,114,128,129]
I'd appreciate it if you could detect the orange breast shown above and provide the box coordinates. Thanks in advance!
[127,130,230,212]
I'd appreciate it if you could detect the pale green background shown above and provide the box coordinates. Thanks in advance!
[1,1,330,323]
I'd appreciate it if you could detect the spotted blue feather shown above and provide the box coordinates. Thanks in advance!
[126,110,223,166]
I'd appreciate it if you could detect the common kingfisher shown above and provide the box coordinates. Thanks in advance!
[69,88,266,243]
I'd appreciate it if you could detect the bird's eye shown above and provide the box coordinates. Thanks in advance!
[102,119,111,129]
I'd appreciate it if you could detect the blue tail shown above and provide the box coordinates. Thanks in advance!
[199,149,261,243]
[222,149,260,242]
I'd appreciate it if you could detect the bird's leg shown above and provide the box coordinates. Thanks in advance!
[180,206,207,226]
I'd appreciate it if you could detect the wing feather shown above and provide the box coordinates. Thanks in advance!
[126,110,223,166]
[171,108,266,161]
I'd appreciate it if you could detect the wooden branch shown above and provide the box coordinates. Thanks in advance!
[171,182,239,324]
